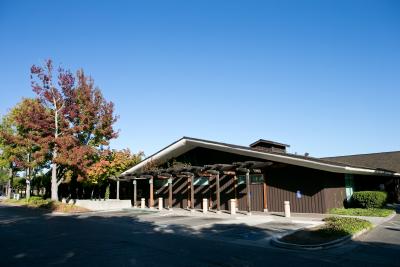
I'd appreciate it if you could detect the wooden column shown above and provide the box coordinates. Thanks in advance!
[246,171,251,214]
[116,180,120,200]
[216,173,221,213]
[149,177,154,208]
[133,179,137,207]
[190,175,195,210]
[263,177,268,212]
[168,178,173,209]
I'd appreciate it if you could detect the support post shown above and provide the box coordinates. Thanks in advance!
[168,178,173,210]
[216,173,221,214]
[133,179,137,207]
[116,180,120,200]
[284,201,291,217]
[141,198,145,209]
[149,177,154,209]
[158,197,163,210]
[230,199,236,215]
[263,181,268,212]
[246,171,251,215]
[203,198,208,213]
[190,175,195,212]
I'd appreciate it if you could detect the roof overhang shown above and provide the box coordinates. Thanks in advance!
[122,138,400,177]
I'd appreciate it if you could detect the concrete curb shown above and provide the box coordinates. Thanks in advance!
[270,227,372,250]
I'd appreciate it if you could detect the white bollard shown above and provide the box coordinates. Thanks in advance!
[202,198,208,214]
[158,197,163,210]
[284,201,291,217]
[230,199,236,215]
[141,198,145,209]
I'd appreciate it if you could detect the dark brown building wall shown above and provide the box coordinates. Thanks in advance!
[323,173,346,211]
[266,166,345,213]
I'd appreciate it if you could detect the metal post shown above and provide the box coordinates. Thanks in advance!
[116,180,120,200]
[246,171,251,215]
[216,173,221,214]
[168,178,173,210]
[133,180,137,207]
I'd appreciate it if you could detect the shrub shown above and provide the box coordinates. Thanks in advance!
[320,216,372,236]
[351,191,387,209]
[329,208,394,217]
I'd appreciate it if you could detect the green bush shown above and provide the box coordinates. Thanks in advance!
[319,216,372,237]
[351,191,387,209]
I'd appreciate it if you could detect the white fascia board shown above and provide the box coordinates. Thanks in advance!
[122,138,398,177]
[121,139,188,175]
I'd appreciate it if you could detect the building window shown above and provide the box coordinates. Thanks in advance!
[193,177,209,186]
[154,179,168,188]
[237,174,264,184]
[345,174,354,201]
[250,174,264,184]
[237,175,246,185]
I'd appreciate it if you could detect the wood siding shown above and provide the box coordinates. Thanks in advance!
[267,166,345,213]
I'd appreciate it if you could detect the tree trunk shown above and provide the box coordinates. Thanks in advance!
[51,101,59,201]
[51,161,58,201]
[26,181,31,200]
[7,168,13,199]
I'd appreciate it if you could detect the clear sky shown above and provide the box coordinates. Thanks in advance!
[0,0,399,158]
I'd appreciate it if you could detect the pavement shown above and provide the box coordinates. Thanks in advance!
[0,204,399,267]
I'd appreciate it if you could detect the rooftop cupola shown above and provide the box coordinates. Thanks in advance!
[249,139,289,153]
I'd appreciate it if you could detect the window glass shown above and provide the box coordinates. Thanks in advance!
[237,174,264,184]
[250,174,264,184]
[154,179,168,188]
[193,177,209,186]
[237,175,246,185]
[345,174,354,201]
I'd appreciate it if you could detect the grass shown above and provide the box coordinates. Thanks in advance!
[329,207,394,217]
[2,196,89,213]
[280,216,372,245]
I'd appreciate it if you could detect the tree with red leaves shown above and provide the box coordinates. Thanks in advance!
[30,60,118,200]
[0,98,52,199]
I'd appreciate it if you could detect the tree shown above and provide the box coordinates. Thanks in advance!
[0,99,51,199]
[30,60,118,200]
[87,149,143,185]
[87,149,143,198]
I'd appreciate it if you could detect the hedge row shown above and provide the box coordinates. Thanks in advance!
[351,191,387,209]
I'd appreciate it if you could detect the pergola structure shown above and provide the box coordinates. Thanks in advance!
[117,161,273,214]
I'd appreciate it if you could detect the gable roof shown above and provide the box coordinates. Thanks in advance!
[122,137,399,177]
[323,151,400,173]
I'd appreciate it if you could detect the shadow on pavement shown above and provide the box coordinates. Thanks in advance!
[0,205,399,267]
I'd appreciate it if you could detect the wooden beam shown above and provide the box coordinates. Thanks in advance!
[216,173,220,213]
[190,175,195,210]
[149,177,154,208]
[263,180,267,212]
[168,178,173,209]
[246,171,251,214]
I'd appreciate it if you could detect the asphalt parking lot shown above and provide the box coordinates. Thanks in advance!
[97,208,316,247]
[1,204,400,267]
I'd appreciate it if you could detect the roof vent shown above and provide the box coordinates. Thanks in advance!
[249,139,289,153]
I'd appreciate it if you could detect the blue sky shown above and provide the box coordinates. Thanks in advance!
[0,0,399,157]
